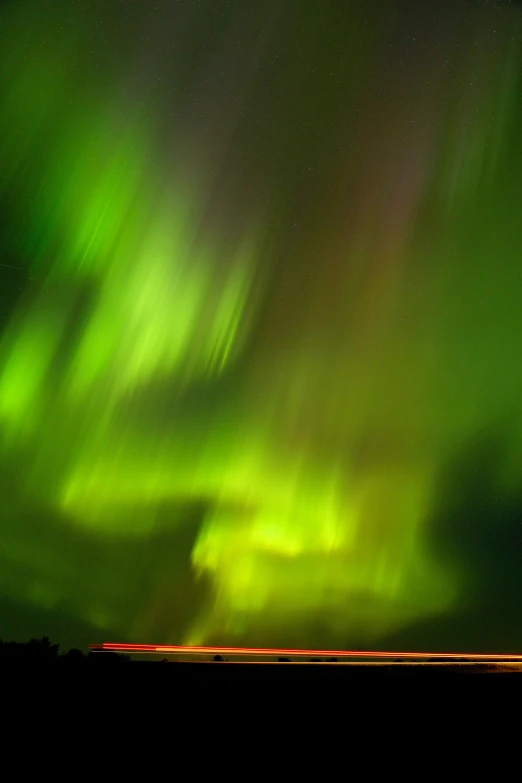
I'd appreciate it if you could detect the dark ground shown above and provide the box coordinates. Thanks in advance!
[8,661,519,705]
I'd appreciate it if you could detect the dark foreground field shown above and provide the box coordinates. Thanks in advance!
[8,660,521,703]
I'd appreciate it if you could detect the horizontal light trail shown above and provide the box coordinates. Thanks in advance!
[90,643,522,660]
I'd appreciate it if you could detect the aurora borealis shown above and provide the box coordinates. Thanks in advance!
[2,0,522,652]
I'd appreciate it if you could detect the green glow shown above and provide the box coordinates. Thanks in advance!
[1,0,522,650]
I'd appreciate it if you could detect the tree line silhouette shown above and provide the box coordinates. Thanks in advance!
[0,637,507,669]
[0,637,130,662]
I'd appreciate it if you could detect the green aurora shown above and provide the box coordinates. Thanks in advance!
[2,0,522,651]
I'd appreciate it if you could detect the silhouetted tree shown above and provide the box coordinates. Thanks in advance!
[0,636,60,662]
[60,648,86,663]
[28,636,60,661]
[0,637,134,662]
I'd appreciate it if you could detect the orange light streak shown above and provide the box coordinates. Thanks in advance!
[89,643,522,660]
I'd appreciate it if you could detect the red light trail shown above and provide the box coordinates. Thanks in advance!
[89,643,522,660]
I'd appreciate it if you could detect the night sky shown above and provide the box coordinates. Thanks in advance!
[2,0,522,653]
